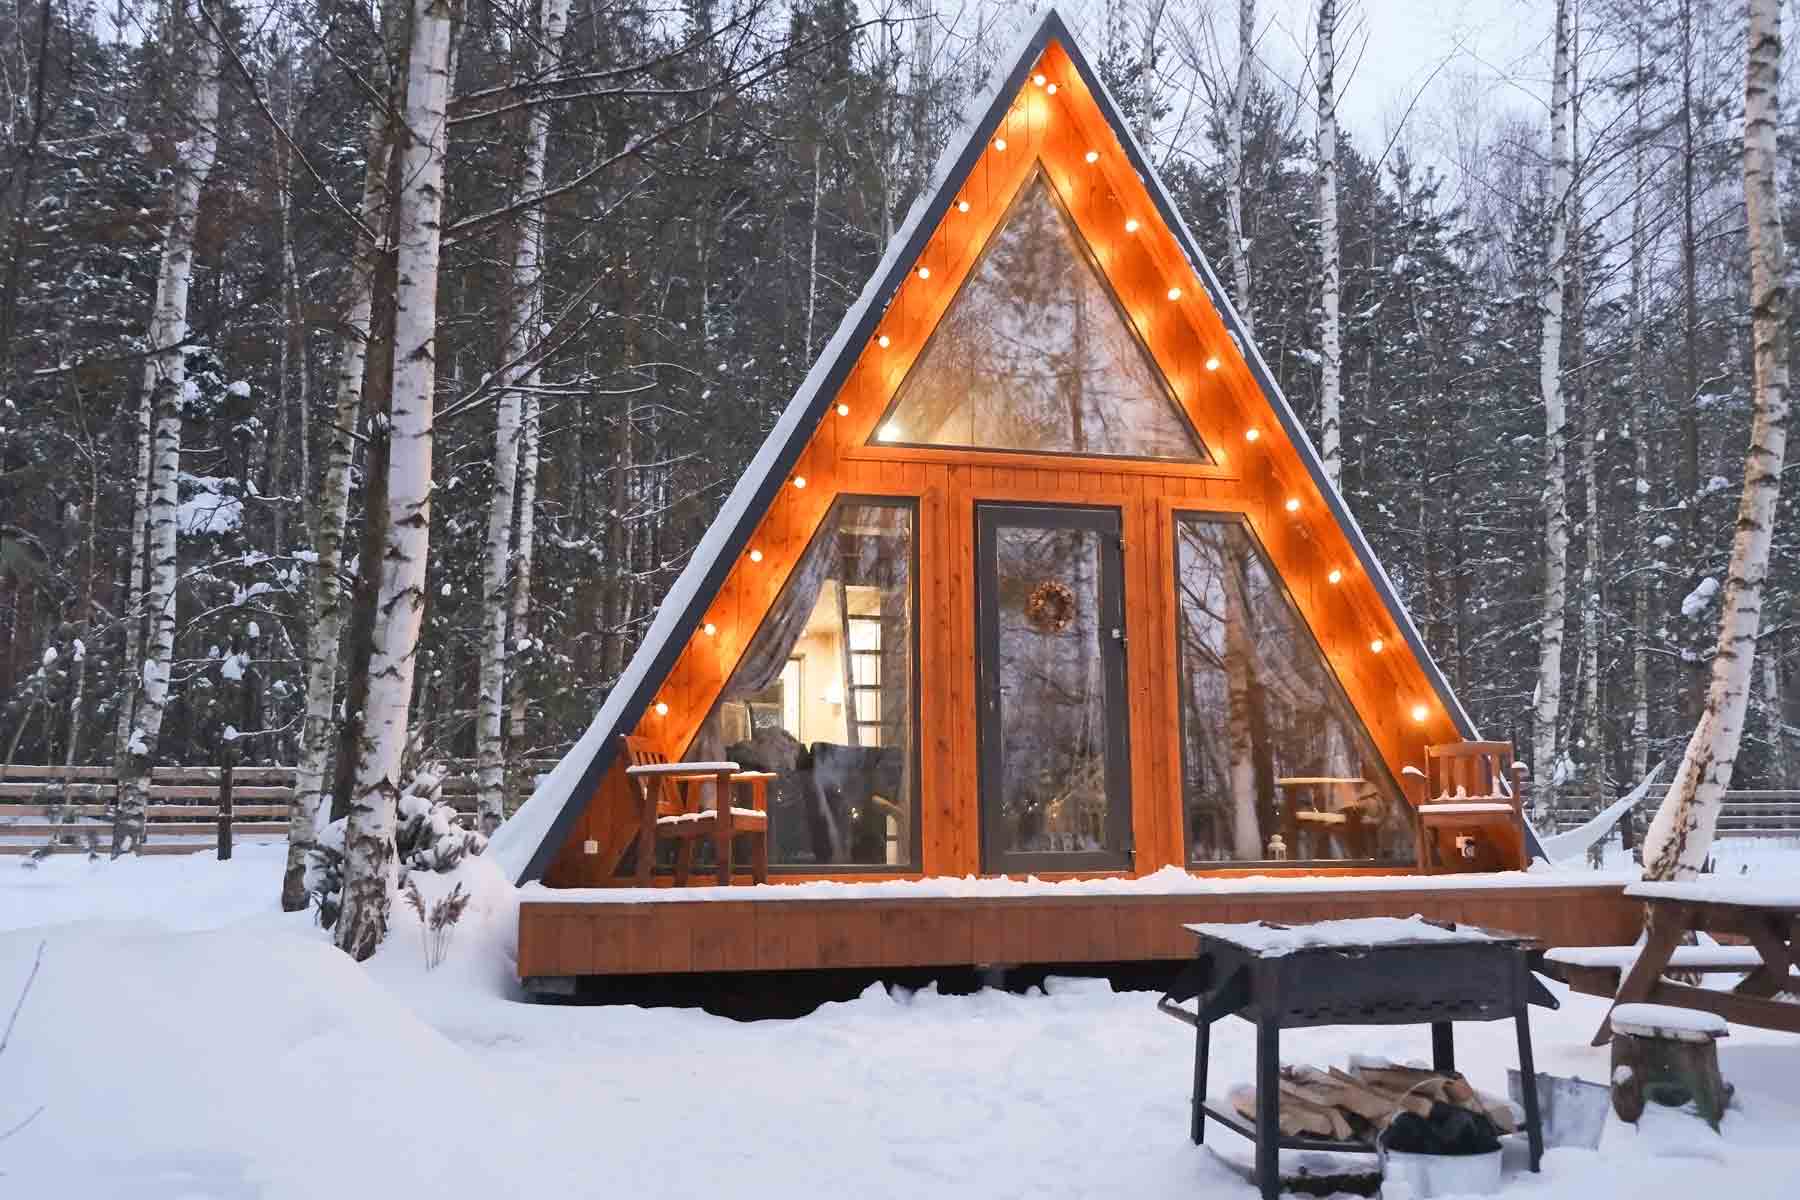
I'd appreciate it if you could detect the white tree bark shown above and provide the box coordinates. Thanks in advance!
[112,14,221,856]
[1643,0,1788,880]
[1628,29,1651,787]
[1532,0,1573,817]
[475,0,569,835]
[1226,0,1255,335]
[283,92,394,910]
[336,0,455,959]
[1315,0,1341,487]
[1223,554,1263,860]
[1135,0,1168,145]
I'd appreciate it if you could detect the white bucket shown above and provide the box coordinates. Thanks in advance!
[1377,1145,1503,1198]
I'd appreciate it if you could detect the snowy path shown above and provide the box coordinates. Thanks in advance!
[2,846,1796,1200]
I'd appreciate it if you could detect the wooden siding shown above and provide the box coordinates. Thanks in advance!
[517,881,1643,978]
[544,40,1460,887]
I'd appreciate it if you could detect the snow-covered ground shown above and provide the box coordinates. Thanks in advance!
[3,846,1798,1200]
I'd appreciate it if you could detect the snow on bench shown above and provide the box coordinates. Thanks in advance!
[1544,944,1765,972]
[1417,802,1517,815]
[1624,879,1800,908]
[1610,1002,1730,1042]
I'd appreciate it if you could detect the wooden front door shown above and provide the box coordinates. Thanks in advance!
[975,503,1132,873]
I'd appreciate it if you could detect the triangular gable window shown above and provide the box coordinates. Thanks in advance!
[875,170,1209,461]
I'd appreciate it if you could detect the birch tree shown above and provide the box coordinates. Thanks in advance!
[1644,0,1788,879]
[336,0,457,960]
[1314,0,1340,486]
[112,12,222,855]
[283,5,405,911]
[1531,0,1573,818]
[474,0,572,835]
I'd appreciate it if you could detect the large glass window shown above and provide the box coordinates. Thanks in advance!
[1173,516,1414,865]
[877,171,1209,461]
[688,499,916,868]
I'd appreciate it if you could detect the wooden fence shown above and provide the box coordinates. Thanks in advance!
[1547,790,1800,841]
[0,762,556,856]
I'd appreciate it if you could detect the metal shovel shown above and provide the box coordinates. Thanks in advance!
[1507,1069,1611,1150]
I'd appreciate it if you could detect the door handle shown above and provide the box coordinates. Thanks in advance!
[1110,627,1126,648]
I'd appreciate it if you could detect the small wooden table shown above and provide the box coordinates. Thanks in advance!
[1590,880,1800,1044]
[1160,918,1553,1200]
[1276,777,1372,859]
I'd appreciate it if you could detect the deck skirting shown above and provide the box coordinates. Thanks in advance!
[517,880,1640,979]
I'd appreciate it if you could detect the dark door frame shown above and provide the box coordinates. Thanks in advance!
[975,502,1133,874]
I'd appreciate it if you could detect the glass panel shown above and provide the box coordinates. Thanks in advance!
[687,500,915,869]
[879,171,1209,461]
[991,523,1114,856]
[1173,517,1414,865]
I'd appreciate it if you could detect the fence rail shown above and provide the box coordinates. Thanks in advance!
[1547,790,1800,840]
[0,761,558,856]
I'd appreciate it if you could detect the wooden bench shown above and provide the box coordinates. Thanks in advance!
[1542,943,1768,1000]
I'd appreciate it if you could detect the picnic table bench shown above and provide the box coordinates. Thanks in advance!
[1539,880,1800,1044]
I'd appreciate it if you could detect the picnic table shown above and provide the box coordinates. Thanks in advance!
[1588,880,1800,1044]
[1158,917,1554,1200]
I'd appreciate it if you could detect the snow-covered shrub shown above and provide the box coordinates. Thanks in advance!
[307,763,486,936]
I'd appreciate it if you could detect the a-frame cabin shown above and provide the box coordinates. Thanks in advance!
[499,11,1630,986]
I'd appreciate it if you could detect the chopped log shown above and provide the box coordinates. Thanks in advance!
[1609,1005,1732,1129]
[1327,1067,1433,1118]
[1228,1084,1342,1139]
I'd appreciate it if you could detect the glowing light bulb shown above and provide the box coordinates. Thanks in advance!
[879,422,903,442]
[1124,218,1140,233]
[1411,704,1429,723]
[654,702,669,716]
[877,334,890,348]
[1166,287,1182,301]
[957,200,970,213]
[749,548,764,563]
[1244,428,1260,442]
[1328,569,1343,585]
[837,403,850,417]
[1033,72,1047,86]
[1284,497,1300,513]
[1046,83,1058,95]
[1205,356,1221,371]
[792,476,806,489]
[994,137,1007,151]
[1084,149,1099,164]
[1370,638,1385,654]
[703,622,717,637]
[917,266,930,280]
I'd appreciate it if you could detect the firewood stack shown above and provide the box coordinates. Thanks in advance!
[1227,1063,1520,1144]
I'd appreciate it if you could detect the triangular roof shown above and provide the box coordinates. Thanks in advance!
[492,9,1501,884]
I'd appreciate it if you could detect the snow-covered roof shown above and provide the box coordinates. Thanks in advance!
[492,7,1503,886]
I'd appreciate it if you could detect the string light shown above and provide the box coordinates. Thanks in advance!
[1410,704,1429,723]
[837,403,850,417]
[917,266,931,280]
[1166,286,1182,301]
[957,200,970,213]
[1124,217,1140,233]
[877,334,890,348]
[1205,356,1221,371]
[1327,569,1343,584]
[793,477,806,489]
[1370,638,1385,654]
[1032,72,1047,86]
[1046,83,1058,95]
[654,702,669,716]
[749,548,764,563]
[1084,149,1099,164]
[1244,428,1260,442]
[703,622,717,637]
[1285,497,1300,512]
[994,137,1008,151]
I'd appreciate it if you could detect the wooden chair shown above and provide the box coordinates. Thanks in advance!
[1402,741,1529,874]
[622,735,775,886]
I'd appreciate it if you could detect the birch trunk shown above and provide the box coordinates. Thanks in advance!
[1532,0,1573,818]
[282,90,395,910]
[1226,0,1254,335]
[475,0,569,835]
[1643,0,1788,880]
[1315,0,1341,487]
[112,15,221,856]
[1764,651,1791,787]
[1135,0,1166,145]
[336,0,455,960]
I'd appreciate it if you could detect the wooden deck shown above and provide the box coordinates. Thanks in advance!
[517,877,1641,981]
